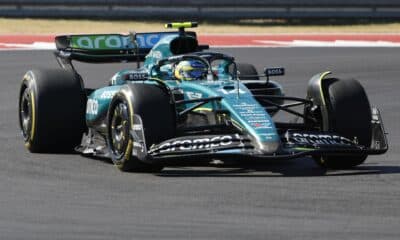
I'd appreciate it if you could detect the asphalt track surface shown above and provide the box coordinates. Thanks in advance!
[1,48,399,239]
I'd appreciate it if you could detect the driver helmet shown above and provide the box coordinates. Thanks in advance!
[174,60,207,81]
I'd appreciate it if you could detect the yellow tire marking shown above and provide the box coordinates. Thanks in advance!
[318,71,331,107]
[124,140,133,161]
[113,91,135,170]
[30,89,36,141]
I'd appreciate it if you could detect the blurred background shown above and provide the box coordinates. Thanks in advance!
[0,0,399,20]
[0,0,400,34]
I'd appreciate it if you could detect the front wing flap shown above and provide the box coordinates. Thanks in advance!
[77,107,387,164]
[141,107,388,163]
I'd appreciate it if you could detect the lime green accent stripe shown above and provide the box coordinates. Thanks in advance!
[319,71,331,106]
[193,107,212,112]
[294,147,314,151]
[231,118,244,131]
[30,87,35,141]
[165,22,196,29]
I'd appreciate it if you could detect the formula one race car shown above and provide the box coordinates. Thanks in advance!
[18,22,388,172]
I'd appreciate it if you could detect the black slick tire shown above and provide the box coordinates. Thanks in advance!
[314,78,372,169]
[18,69,86,153]
[108,84,175,172]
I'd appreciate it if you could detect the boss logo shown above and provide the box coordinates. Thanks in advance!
[265,67,285,76]
[123,72,149,81]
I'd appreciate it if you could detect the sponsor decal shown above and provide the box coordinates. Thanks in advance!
[130,116,147,159]
[72,35,129,49]
[70,33,171,50]
[123,71,149,81]
[86,99,98,115]
[217,88,246,95]
[232,102,259,110]
[186,91,202,99]
[132,124,142,131]
[265,67,285,76]
[147,50,162,59]
[100,90,117,99]
[289,132,354,146]
[232,102,272,130]
[150,134,243,154]
[133,142,145,153]
[136,33,168,48]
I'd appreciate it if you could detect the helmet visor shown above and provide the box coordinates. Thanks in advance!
[187,69,206,79]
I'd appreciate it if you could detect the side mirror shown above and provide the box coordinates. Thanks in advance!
[265,67,285,77]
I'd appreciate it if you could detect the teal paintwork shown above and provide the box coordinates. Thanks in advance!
[171,80,280,151]
[143,34,179,69]
[86,85,122,124]
[85,33,281,152]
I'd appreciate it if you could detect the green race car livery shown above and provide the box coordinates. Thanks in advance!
[18,22,388,172]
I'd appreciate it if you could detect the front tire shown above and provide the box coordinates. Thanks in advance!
[313,78,372,169]
[108,84,175,172]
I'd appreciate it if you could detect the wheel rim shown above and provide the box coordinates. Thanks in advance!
[110,102,130,158]
[19,87,33,141]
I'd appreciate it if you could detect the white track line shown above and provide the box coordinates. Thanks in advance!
[254,40,400,47]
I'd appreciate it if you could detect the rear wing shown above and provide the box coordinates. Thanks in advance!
[55,31,198,63]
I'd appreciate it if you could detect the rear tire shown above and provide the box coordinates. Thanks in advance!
[18,69,86,153]
[313,78,372,169]
[108,84,175,172]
